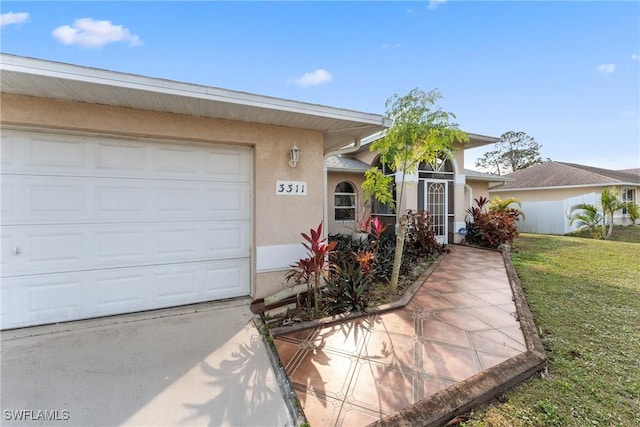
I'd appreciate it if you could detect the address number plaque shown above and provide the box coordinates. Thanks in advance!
[276,181,307,196]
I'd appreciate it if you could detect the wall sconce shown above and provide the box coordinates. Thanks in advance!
[288,143,300,168]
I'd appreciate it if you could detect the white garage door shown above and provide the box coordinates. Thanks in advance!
[1,129,252,329]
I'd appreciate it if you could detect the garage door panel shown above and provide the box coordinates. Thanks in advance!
[203,149,251,181]
[1,132,15,166]
[204,223,251,257]
[30,182,86,215]
[27,135,85,169]
[3,177,251,225]
[4,130,252,182]
[3,273,86,328]
[96,140,146,171]
[205,184,251,219]
[27,230,86,265]
[96,185,147,216]
[155,269,199,301]
[94,272,147,308]
[1,130,252,330]
[1,182,15,218]
[95,229,147,264]
[0,259,251,329]
[155,186,200,213]
[154,145,199,174]
[204,261,250,296]
[155,228,200,258]
[3,220,250,276]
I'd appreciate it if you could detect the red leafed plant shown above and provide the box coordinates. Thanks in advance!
[370,216,390,241]
[285,221,337,312]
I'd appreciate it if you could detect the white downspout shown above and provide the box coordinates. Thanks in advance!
[323,138,362,239]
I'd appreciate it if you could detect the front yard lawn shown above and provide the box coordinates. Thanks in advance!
[463,233,640,427]
[566,224,640,243]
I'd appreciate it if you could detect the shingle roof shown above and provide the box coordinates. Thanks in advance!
[491,161,640,191]
[620,168,640,176]
[326,155,371,172]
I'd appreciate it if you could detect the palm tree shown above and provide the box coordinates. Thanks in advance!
[568,203,604,238]
[600,187,624,238]
[489,196,525,220]
[567,187,625,239]
[624,202,640,224]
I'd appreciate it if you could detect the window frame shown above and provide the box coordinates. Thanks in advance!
[334,181,357,221]
[622,188,636,215]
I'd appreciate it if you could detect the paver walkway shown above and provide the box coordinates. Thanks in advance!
[274,245,526,427]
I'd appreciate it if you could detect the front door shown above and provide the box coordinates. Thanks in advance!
[424,180,448,244]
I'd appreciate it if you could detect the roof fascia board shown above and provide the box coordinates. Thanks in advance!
[467,176,508,182]
[0,54,386,126]
[490,182,640,192]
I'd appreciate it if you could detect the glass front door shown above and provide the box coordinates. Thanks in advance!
[424,180,448,244]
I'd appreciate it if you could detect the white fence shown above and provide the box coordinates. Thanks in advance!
[518,193,598,235]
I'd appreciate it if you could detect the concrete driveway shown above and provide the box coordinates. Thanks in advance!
[1,299,294,427]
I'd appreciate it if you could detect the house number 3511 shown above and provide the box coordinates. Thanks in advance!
[276,181,307,196]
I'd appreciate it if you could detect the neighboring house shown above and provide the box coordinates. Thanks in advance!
[489,161,640,235]
[0,54,390,329]
[326,134,505,244]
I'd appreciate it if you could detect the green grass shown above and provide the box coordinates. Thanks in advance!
[565,224,640,243]
[462,234,640,427]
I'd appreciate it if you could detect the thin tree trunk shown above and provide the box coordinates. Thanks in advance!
[606,212,615,239]
[390,215,406,291]
[390,161,408,291]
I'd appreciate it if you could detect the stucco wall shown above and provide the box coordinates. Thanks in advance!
[327,171,367,236]
[466,180,491,207]
[1,93,326,297]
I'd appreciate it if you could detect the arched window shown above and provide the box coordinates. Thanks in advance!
[334,182,356,221]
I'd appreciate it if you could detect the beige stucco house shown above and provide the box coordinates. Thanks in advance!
[0,54,392,329]
[326,134,505,244]
[0,54,503,329]
[489,162,640,235]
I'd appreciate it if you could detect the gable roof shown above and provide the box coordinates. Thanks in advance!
[491,161,640,192]
[0,54,390,153]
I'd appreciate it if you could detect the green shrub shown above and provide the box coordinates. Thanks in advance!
[465,197,520,249]
[402,210,443,264]
[322,255,371,315]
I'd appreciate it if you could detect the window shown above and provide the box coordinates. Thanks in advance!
[622,188,636,215]
[334,182,356,221]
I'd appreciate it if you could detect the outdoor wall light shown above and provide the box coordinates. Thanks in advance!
[288,143,300,168]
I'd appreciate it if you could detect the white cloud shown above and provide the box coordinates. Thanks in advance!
[631,53,639,61]
[52,18,141,48]
[1,12,29,27]
[596,63,616,74]
[380,42,401,49]
[622,110,636,117]
[428,0,448,10]
[290,69,333,87]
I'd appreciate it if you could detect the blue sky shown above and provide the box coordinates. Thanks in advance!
[2,1,639,171]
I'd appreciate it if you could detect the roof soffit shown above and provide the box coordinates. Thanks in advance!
[0,54,389,152]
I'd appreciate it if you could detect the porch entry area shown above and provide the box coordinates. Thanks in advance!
[371,158,455,244]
